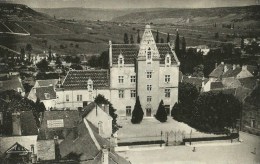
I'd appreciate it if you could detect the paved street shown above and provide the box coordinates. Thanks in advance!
[118,132,260,164]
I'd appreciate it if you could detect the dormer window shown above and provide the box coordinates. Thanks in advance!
[165,54,171,67]
[118,53,124,67]
[87,78,93,91]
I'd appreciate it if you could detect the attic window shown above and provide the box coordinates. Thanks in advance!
[165,54,171,66]
[88,79,93,91]
[45,93,50,99]
[118,53,124,67]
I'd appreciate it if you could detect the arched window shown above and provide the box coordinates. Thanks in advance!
[165,54,171,66]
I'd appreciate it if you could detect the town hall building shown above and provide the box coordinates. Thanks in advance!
[55,25,180,117]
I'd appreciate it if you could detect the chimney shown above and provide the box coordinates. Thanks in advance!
[12,112,21,136]
[109,40,112,68]
[102,145,109,164]
[215,63,218,69]
[224,65,228,73]
[233,64,236,70]
[242,65,247,71]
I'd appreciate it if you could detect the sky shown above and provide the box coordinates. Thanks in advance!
[0,0,258,8]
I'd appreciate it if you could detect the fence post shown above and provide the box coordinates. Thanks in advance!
[161,131,163,147]
[190,129,192,145]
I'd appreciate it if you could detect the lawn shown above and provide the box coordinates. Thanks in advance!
[117,117,221,143]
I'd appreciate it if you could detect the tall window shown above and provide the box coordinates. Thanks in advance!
[118,76,124,83]
[119,90,124,98]
[165,75,170,83]
[66,95,69,102]
[147,71,152,79]
[165,54,171,66]
[126,106,131,116]
[147,96,152,102]
[77,95,82,101]
[130,90,136,98]
[88,79,93,91]
[147,85,152,91]
[165,89,170,98]
[147,48,151,60]
[118,54,124,67]
[130,76,136,83]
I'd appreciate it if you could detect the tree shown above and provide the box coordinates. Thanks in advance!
[70,64,83,70]
[55,56,62,67]
[178,82,199,105]
[155,100,167,122]
[156,30,159,43]
[167,33,170,43]
[124,33,129,44]
[181,36,186,54]
[48,45,52,61]
[36,59,49,72]
[95,94,118,133]
[131,96,144,124]
[241,37,244,49]
[137,29,141,43]
[175,30,180,56]
[193,64,204,77]
[130,34,134,44]
[25,44,32,62]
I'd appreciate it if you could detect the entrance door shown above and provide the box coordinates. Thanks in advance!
[146,108,151,117]
[165,105,170,116]
[126,106,131,117]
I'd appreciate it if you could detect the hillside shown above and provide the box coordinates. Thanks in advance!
[111,6,260,26]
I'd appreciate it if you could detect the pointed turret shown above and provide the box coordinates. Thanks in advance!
[138,25,160,60]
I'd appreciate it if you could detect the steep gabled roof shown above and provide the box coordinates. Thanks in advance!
[222,67,241,78]
[0,76,24,93]
[35,86,56,100]
[238,77,258,90]
[62,70,110,90]
[210,81,224,90]
[111,43,178,65]
[35,79,58,87]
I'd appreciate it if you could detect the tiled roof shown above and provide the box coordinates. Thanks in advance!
[36,79,58,87]
[210,81,224,90]
[38,111,81,140]
[20,111,39,136]
[183,76,209,89]
[222,67,241,78]
[0,76,24,93]
[62,70,110,90]
[209,64,232,78]
[111,43,177,65]
[35,86,56,100]
[59,121,129,164]
[81,102,96,118]
[112,44,139,64]
[238,77,258,90]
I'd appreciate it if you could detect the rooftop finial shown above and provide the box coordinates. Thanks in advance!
[145,24,151,29]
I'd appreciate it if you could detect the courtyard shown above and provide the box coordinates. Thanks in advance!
[118,132,260,164]
[117,117,223,143]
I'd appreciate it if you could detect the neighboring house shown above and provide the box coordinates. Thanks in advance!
[28,79,59,110]
[59,119,129,164]
[37,110,81,161]
[56,25,180,117]
[56,70,110,110]
[196,45,210,56]
[0,111,38,163]
[182,76,208,91]
[82,102,112,138]
[35,86,57,110]
[0,76,25,96]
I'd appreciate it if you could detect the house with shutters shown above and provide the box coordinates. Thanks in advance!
[55,25,180,117]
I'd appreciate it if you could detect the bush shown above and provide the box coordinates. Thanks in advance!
[131,96,144,124]
[155,100,167,122]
